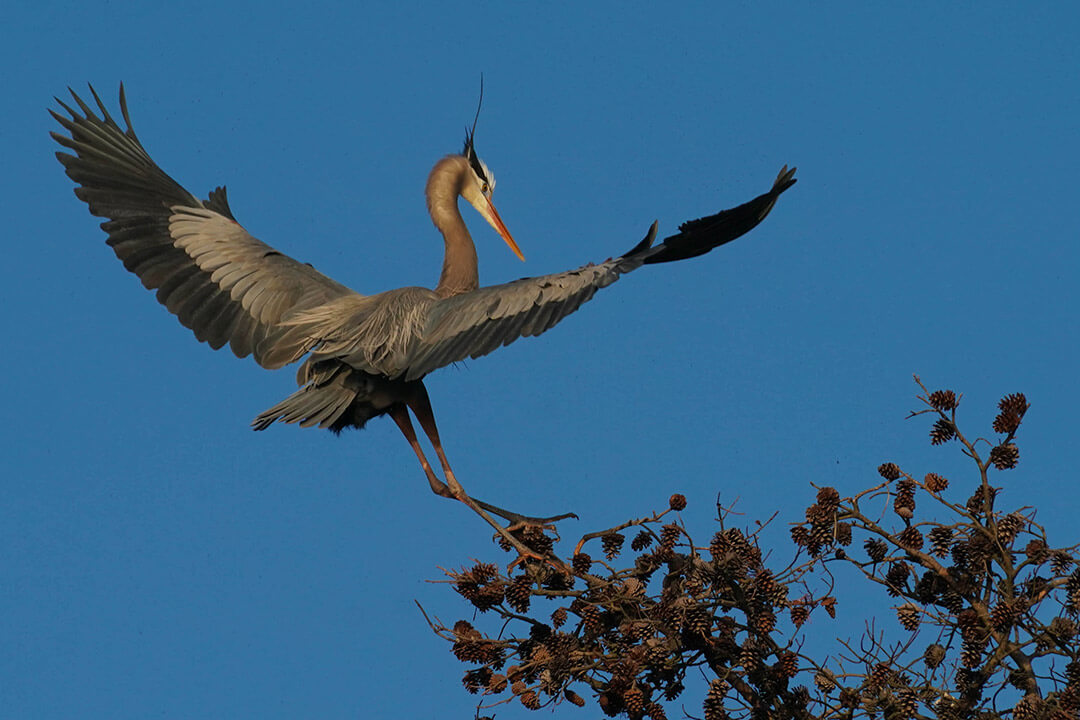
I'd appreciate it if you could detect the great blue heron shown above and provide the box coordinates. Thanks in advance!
[51,85,796,556]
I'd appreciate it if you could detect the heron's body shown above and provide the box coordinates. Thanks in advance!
[51,86,795,552]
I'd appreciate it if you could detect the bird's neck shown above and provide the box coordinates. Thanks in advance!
[427,156,479,298]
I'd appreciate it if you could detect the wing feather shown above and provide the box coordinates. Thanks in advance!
[53,85,358,369]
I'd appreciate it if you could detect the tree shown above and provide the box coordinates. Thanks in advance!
[427,378,1079,719]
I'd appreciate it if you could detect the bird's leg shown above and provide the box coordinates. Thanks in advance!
[405,383,576,527]
[387,404,455,501]
[389,397,550,561]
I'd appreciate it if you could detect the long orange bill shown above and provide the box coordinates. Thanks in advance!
[485,197,525,262]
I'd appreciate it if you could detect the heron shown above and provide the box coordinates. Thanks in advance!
[51,85,796,557]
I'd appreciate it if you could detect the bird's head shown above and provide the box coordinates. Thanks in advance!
[459,128,525,261]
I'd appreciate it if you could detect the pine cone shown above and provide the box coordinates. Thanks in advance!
[506,575,532,613]
[564,689,586,707]
[928,526,953,558]
[865,538,888,562]
[997,513,1025,544]
[659,523,680,550]
[924,472,949,493]
[817,486,841,511]
[994,393,1029,434]
[878,462,902,481]
[923,643,946,668]
[551,607,568,628]
[777,651,799,678]
[753,610,777,635]
[835,522,853,546]
[814,670,837,692]
[897,603,921,631]
[488,673,508,693]
[1052,551,1075,575]
[992,598,1026,631]
[645,701,667,720]
[990,443,1019,470]
[1025,539,1049,562]
[623,687,645,716]
[703,679,729,720]
[790,603,810,627]
[895,689,917,718]
[897,526,924,551]
[631,530,654,552]
[572,552,593,575]
[885,562,911,593]
[580,603,603,636]
[869,662,892,686]
[463,667,492,693]
[602,532,625,560]
[928,389,958,411]
[930,418,956,445]
[669,493,687,511]
[519,689,541,710]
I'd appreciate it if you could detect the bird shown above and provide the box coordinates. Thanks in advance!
[51,85,796,557]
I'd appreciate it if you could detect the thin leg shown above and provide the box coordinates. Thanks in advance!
[405,383,576,525]
[388,405,454,500]
[389,399,556,561]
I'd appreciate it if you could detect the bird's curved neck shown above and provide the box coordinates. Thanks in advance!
[427,156,479,298]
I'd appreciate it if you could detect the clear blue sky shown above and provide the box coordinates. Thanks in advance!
[4,3,1078,718]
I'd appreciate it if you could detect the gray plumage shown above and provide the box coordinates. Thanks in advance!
[52,85,794,542]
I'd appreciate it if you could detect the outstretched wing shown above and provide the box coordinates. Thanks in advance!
[401,166,796,381]
[51,85,356,367]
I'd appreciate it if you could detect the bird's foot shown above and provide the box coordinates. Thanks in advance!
[473,499,578,528]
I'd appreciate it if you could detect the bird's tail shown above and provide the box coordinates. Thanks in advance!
[251,362,365,432]
[624,165,797,265]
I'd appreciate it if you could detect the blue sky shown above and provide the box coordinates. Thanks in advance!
[4,3,1079,718]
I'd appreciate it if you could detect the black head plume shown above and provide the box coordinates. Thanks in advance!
[462,75,488,183]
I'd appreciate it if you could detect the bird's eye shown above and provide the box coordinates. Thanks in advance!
[481,182,490,194]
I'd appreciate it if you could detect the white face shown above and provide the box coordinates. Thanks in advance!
[473,158,496,199]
